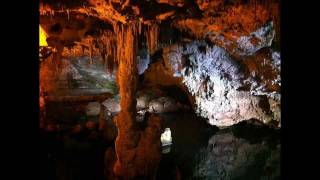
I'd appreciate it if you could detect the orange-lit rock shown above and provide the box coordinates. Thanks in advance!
[86,120,96,130]
[174,0,279,57]
[111,23,162,179]
[72,124,82,134]
[113,113,162,178]
[46,124,58,132]
[145,23,159,55]
[113,23,140,178]
[157,0,185,7]
[39,52,57,94]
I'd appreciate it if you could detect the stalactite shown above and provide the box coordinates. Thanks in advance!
[99,31,117,75]
[101,47,106,65]
[81,45,85,55]
[67,9,70,20]
[53,45,63,76]
[107,55,114,75]
[138,20,142,35]
[114,23,138,108]
[121,0,131,10]
[89,39,93,65]
[112,42,117,64]
[145,23,159,55]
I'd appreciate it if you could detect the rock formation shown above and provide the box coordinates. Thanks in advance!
[160,40,280,128]
[193,126,280,179]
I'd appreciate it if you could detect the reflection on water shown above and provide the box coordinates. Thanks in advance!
[42,112,280,180]
[157,113,280,180]
[161,128,173,154]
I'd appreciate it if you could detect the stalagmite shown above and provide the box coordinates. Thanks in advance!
[113,22,161,179]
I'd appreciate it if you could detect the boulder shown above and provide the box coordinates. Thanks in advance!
[193,129,280,179]
[86,101,101,116]
[136,93,152,110]
[102,96,121,113]
[148,97,178,113]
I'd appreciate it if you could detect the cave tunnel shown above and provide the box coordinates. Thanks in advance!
[39,0,281,179]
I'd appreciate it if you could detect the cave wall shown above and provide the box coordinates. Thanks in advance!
[143,22,280,128]
[193,127,280,179]
[158,39,280,128]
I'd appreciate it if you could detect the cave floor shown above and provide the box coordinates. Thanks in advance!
[41,110,280,180]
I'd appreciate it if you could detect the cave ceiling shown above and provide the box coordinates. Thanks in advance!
[40,0,280,57]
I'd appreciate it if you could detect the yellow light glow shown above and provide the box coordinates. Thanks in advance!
[39,25,48,46]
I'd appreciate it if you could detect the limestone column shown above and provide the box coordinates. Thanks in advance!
[113,24,140,178]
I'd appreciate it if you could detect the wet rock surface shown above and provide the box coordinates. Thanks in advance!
[101,89,190,114]
[148,97,178,113]
[42,109,279,180]
[86,101,101,116]
[192,124,280,180]
[156,113,280,180]
[102,95,121,114]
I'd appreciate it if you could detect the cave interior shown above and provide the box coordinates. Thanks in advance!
[39,0,281,179]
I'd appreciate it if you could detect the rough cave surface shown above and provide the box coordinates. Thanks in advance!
[162,39,280,128]
[40,0,280,179]
[193,124,280,179]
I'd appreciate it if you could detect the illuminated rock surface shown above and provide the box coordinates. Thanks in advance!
[159,40,280,128]
[86,102,101,116]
